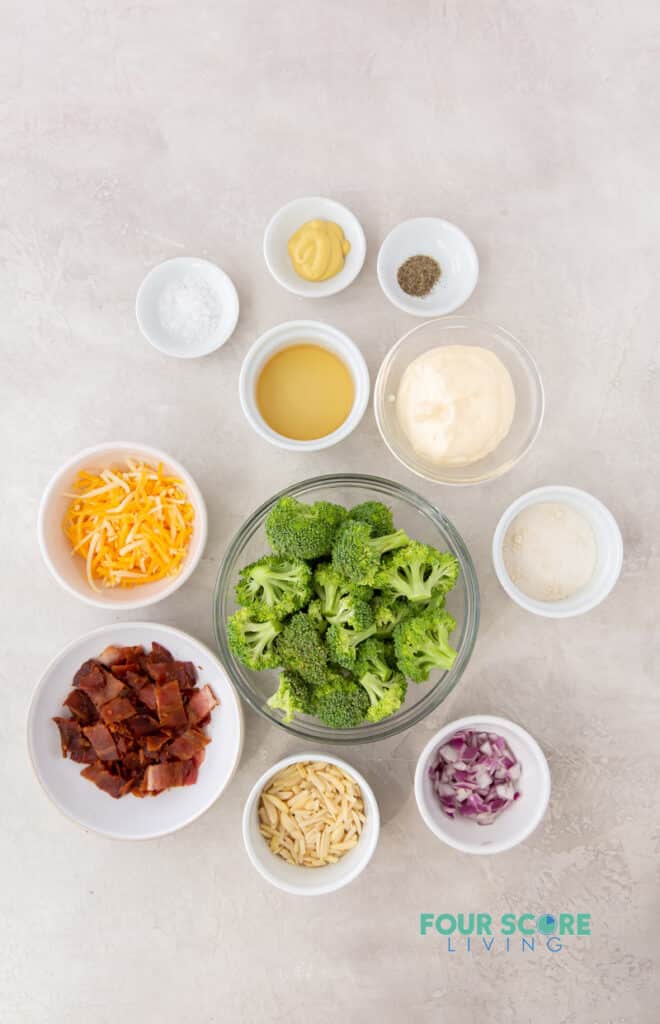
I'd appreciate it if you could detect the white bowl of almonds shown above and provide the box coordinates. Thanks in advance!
[242,753,380,895]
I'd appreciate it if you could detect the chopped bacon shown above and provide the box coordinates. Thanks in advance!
[126,714,161,737]
[136,683,157,711]
[167,728,209,760]
[143,760,191,792]
[83,722,120,761]
[155,680,187,729]
[54,642,218,799]
[100,696,136,725]
[81,763,133,799]
[53,717,96,763]
[63,689,98,725]
[187,685,219,726]
[144,731,170,752]
[76,665,125,708]
[149,642,173,663]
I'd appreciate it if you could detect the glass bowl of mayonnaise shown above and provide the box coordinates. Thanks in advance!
[374,317,544,486]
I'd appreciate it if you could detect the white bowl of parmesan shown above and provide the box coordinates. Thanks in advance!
[492,486,623,619]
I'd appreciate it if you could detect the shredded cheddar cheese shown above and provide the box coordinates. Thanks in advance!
[63,459,195,590]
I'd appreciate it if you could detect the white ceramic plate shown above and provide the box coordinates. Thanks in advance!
[263,196,366,297]
[37,441,208,611]
[28,623,244,839]
[136,257,239,358]
[415,715,551,855]
[377,217,478,316]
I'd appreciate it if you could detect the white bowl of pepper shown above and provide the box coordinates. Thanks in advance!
[377,217,479,317]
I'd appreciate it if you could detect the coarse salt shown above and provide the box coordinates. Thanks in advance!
[157,273,221,346]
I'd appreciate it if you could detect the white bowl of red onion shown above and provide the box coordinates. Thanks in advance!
[414,715,551,855]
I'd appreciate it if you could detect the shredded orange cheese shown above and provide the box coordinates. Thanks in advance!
[63,459,195,590]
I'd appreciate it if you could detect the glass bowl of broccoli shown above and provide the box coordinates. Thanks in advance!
[213,474,479,743]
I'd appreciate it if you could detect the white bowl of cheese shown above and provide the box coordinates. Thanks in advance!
[37,442,208,610]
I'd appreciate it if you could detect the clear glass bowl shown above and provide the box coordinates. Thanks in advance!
[374,316,544,486]
[213,474,480,744]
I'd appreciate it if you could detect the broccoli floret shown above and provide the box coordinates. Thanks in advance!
[375,543,460,604]
[307,598,329,634]
[267,671,314,723]
[348,501,394,537]
[265,497,346,560]
[331,520,409,584]
[362,675,403,724]
[354,637,393,683]
[359,671,408,723]
[313,563,373,614]
[325,619,379,670]
[371,594,412,637]
[311,672,370,728]
[227,606,282,670]
[235,554,312,619]
[393,608,458,683]
[274,611,329,684]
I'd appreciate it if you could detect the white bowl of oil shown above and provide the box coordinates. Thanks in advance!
[238,320,370,452]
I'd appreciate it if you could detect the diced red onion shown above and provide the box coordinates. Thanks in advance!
[429,729,522,825]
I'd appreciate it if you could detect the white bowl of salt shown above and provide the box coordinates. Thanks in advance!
[136,257,239,358]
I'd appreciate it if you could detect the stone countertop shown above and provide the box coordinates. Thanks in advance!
[2,2,658,1021]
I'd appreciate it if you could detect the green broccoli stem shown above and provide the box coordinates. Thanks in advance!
[359,672,385,706]
[370,529,409,558]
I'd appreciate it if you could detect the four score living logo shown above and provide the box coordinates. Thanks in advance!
[420,912,591,954]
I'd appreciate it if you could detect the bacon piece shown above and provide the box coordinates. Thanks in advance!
[100,696,136,725]
[63,689,98,725]
[81,763,133,799]
[53,717,96,763]
[83,722,119,761]
[73,659,103,688]
[143,760,192,792]
[97,646,123,667]
[187,685,219,726]
[126,714,161,737]
[148,642,173,663]
[167,728,209,760]
[76,666,125,708]
[137,683,157,711]
[155,680,187,729]
[144,731,170,752]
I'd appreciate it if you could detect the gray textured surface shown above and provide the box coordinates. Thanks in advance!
[2,2,658,1021]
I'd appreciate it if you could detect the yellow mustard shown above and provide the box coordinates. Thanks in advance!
[287,219,351,282]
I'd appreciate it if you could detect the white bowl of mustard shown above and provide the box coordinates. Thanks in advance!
[238,320,370,452]
[263,196,367,298]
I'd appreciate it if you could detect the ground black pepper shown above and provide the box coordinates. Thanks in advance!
[397,254,441,297]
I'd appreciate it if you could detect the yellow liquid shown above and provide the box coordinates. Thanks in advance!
[256,344,354,441]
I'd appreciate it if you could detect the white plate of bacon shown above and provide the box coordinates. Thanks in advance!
[27,623,244,839]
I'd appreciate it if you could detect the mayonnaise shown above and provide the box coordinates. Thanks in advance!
[395,345,515,466]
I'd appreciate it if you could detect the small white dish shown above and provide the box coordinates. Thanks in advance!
[27,622,244,840]
[263,196,366,298]
[492,485,623,619]
[238,319,370,452]
[37,441,208,610]
[377,217,478,316]
[415,715,551,855]
[136,257,239,358]
[242,752,380,895]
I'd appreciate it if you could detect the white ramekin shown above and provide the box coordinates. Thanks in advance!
[242,752,380,895]
[238,320,370,452]
[492,485,623,618]
[37,441,208,610]
[415,715,551,855]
